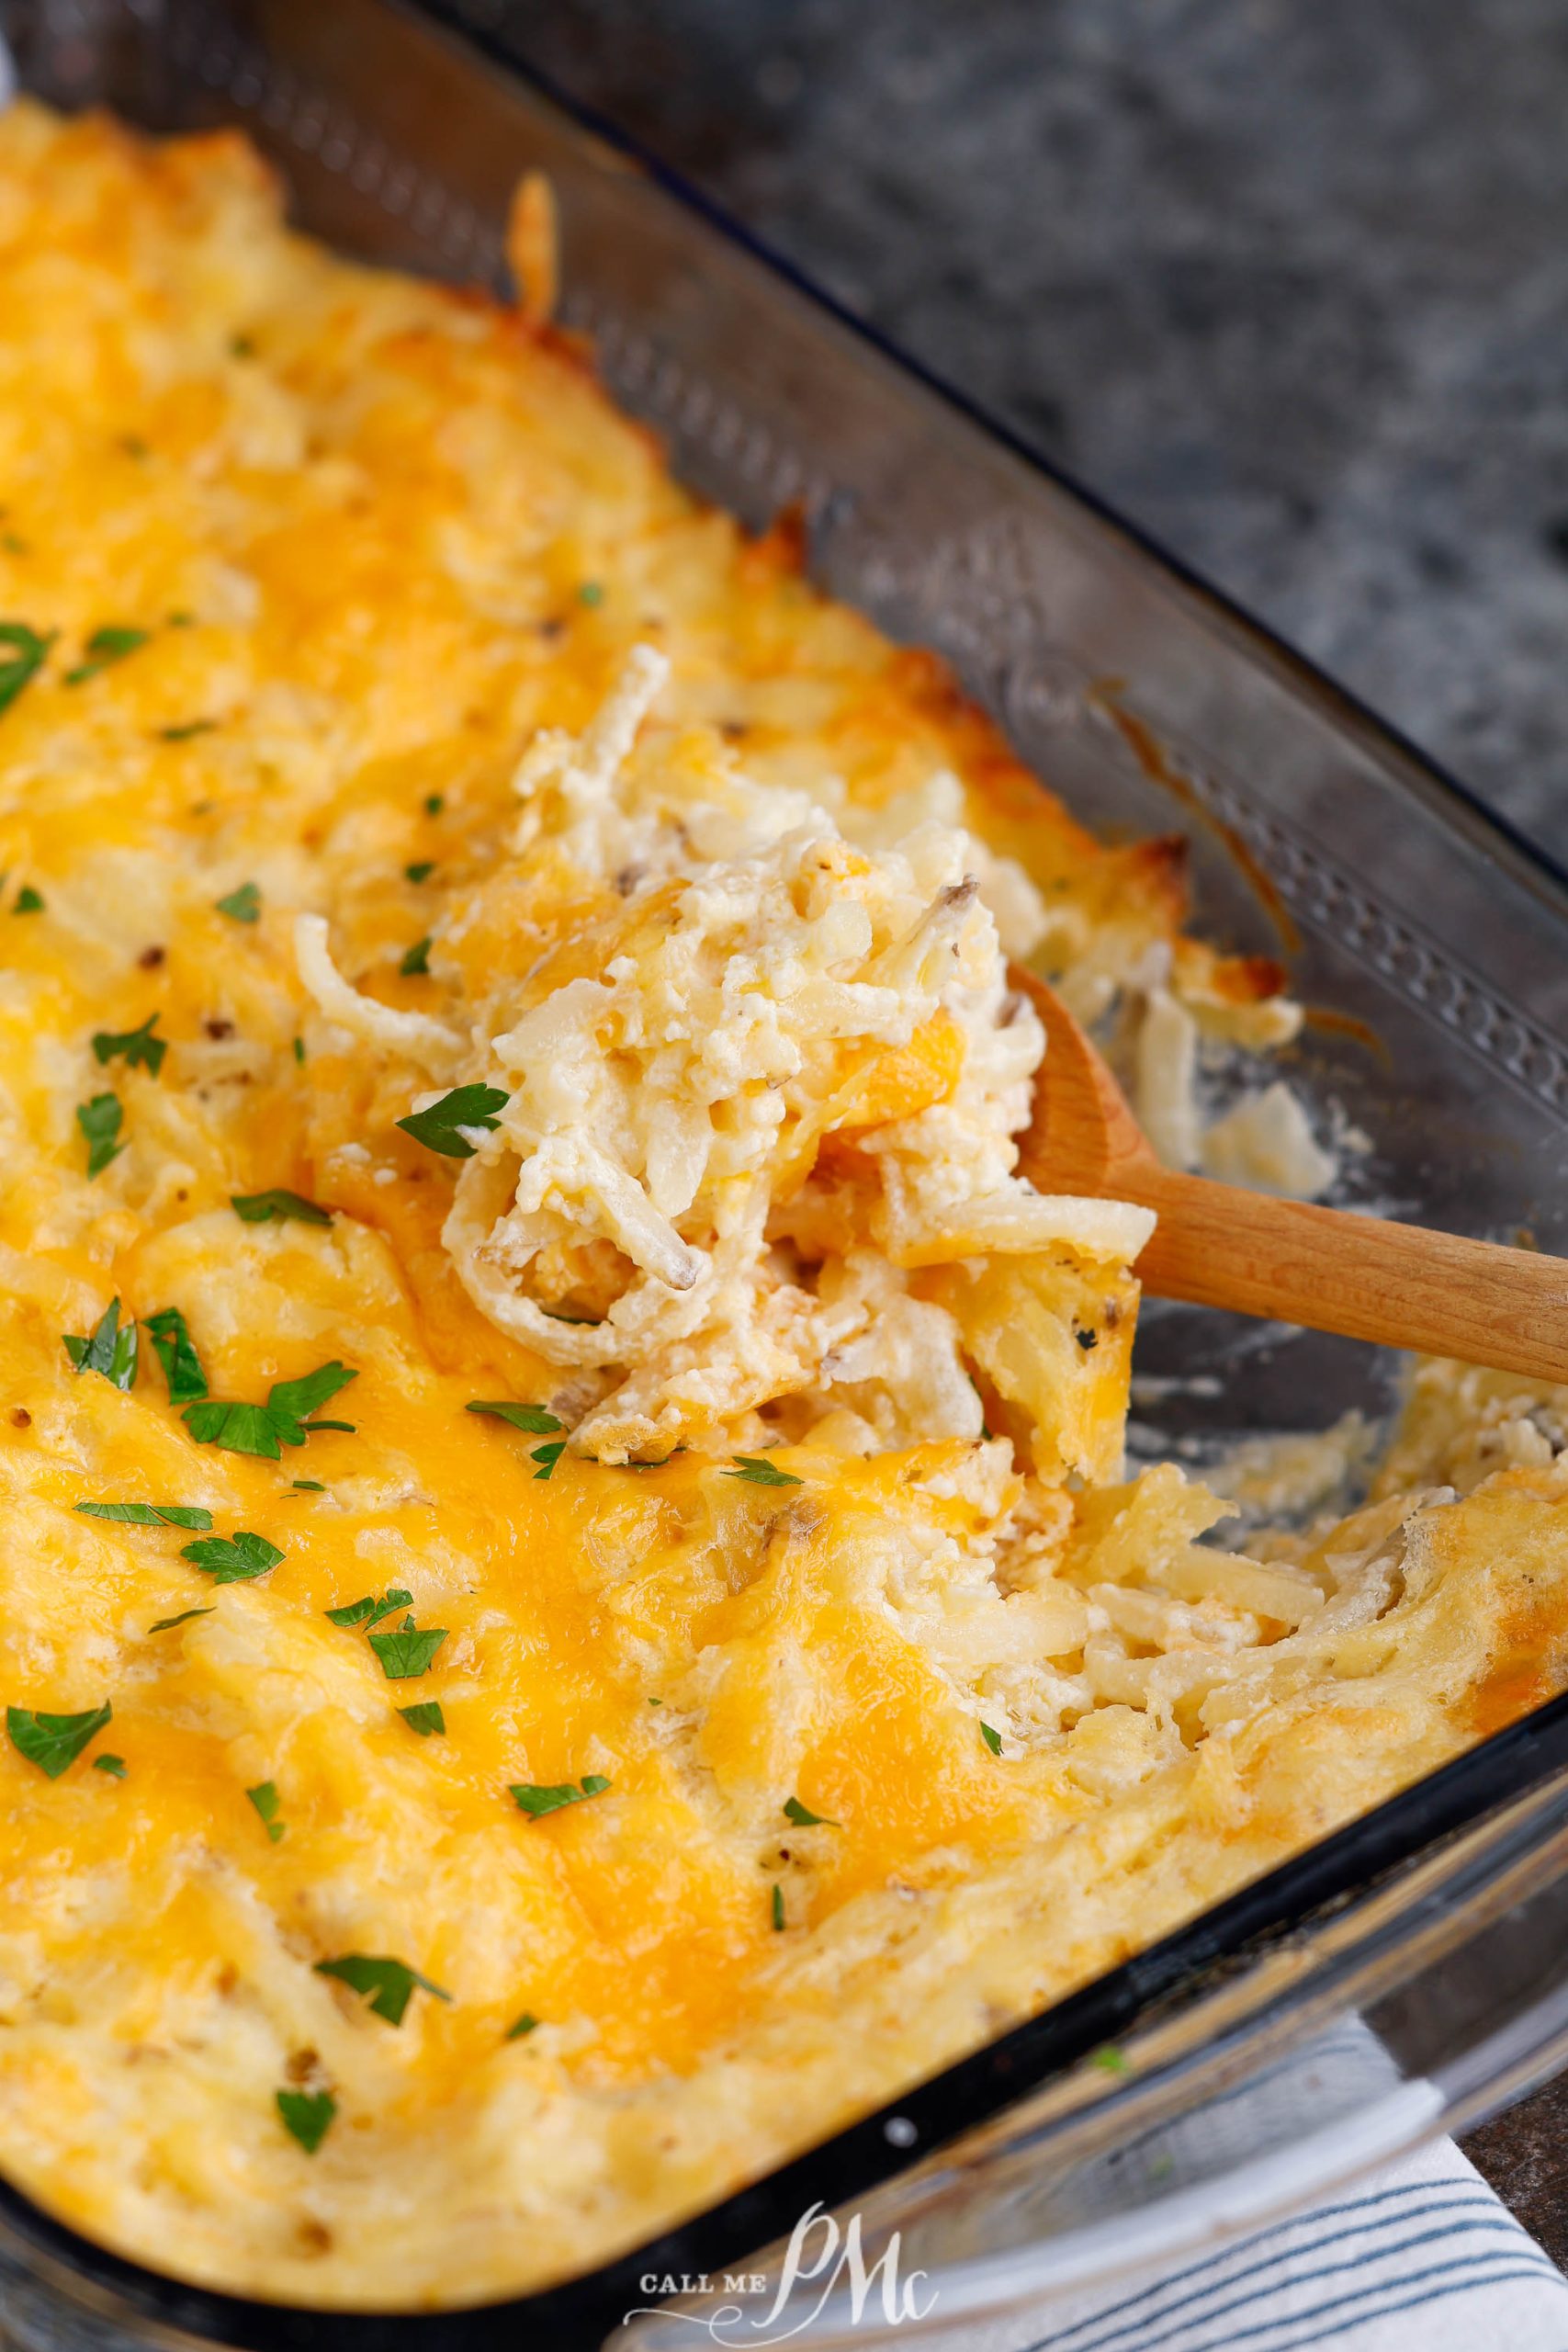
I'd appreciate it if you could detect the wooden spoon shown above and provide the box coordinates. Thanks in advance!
[1013,968,1568,1383]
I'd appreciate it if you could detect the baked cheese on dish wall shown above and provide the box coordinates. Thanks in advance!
[2,99,1567,2309]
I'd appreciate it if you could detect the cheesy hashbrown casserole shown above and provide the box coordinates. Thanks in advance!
[4,100,1568,2310]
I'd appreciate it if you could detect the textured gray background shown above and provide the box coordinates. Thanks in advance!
[489,0,1568,865]
[484,0,1568,2247]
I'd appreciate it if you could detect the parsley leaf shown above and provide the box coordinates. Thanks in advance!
[313,1953,450,2027]
[183,1362,356,1459]
[423,793,444,817]
[91,1013,165,1077]
[12,884,43,913]
[291,1479,324,1493]
[772,1883,785,1931]
[577,581,604,607]
[529,1440,566,1481]
[276,2088,334,2154]
[148,1606,215,1634]
[724,1455,803,1487]
[508,1775,611,1818]
[466,1400,562,1436]
[144,1306,209,1403]
[6,1701,112,1778]
[783,1796,838,1828]
[75,1501,214,1530]
[160,718,216,741]
[395,1083,509,1159]
[399,935,431,977]
[65,625,150,685]
[326,1588,412,1630]
[63,1296,138,1391]
[231,1189,332,1227]
[215,881,261,922]
[399,1701,446,1737]
[77,1091,125,1178]
[267,1362,357,1436]
[504,2011,539,2041]
[0,620,51,714]
[182,1400,282,1457]
[980,1722,1003,1758]
[404,861,434,885]
[368,1617,447,1680]
[246,1781,286,1842]
[93,1753,127,1779]
[181,1531,284,1584]
[1090,2045,1130,2075]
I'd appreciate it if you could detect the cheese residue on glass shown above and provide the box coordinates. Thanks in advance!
[2,100,1568,2314]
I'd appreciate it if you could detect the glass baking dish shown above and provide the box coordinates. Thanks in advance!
[5,2,1568,2345]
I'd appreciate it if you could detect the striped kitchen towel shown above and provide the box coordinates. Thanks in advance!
[942,2136,1568,2352]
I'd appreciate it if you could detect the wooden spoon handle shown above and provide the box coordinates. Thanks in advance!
[1126,1164,1568,1384]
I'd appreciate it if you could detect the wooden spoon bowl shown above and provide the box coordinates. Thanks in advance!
[1013,968,1568,1385]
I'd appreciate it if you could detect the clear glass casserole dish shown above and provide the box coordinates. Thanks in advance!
[4,3,1568,2345]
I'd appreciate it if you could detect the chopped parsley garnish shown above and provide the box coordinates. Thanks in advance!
[396,1083,509,1159]
[326,1588,412,1631]
[6,1701,112,1778]
[291,1479,325,1493]
[231,1189,332,1227]
[423,793,444,817]
[93,1753,127,1779]
[145,1306,208,1403]
[65,625,150,685]
[77,1091,125,1178]
[724,1455,803,1487]
[246,1781,286,1842]
[313,1953,450,2027]
[368,1616,447,1680]
[148,1606,215,1634]
[183,1361,357,1460]
[508,1775,611,1818]
[13,885,43,913]
[181,1531,284,1584]
[577,581,604,607]
[292,1036,305,1064]
[0,620,53,715]
[91,1012,165,1076]
[404,861,435,885]
[76,1501,213,1530]
[63,1296,138,1391]
[399,935,431,977]
[215,880,261,923]
[160,718,216,741]
[1090,2045,1130,2075]
[399,1701,446,1737]
[784,1796,837,1828]
[276,2088,334,2154]
[467,1400,562,1435]
[529,1440,566,1482]
[505,2011,539,2041]
[980,1722,1004,1758]
[771,1883,785,1932]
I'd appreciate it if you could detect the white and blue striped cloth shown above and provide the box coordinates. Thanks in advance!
[943,2137,1568,2352]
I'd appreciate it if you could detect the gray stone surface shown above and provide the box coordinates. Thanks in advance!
[488,0,1568,862]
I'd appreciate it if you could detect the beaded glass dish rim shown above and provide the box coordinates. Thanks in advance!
[2,2,1568,2345]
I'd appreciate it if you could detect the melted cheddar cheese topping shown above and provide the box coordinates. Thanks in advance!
[3,102,1568,2312]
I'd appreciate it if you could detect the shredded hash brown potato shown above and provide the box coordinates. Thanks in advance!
[2,103,1567,2309]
